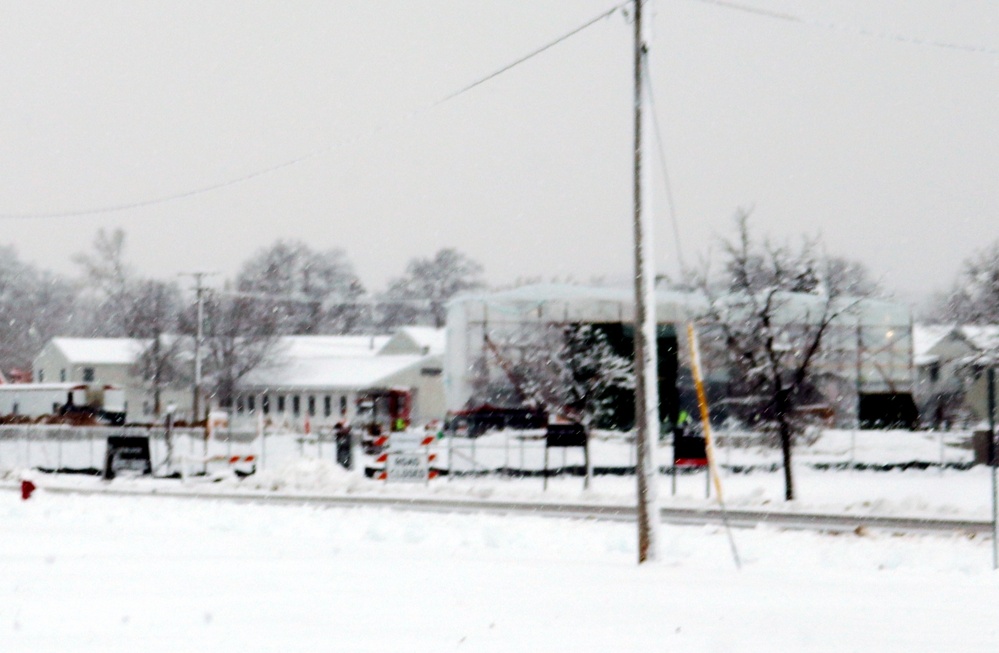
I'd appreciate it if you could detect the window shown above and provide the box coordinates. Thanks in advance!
[37,370,44,383]
[236,396,244,413]
[82,367,95,382]
[277,395,285,413]
[262,395,271,414]
[248,395,256,412]
[60,369,66,382]
[292,395,301,416]
[307,395,316,417]
[324,395,332,417]
[928,362,940,384]
[340,396,347,415]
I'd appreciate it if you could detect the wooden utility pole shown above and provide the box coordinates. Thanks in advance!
[988,367,997,570]
[181,271,215,423]
[632,0,660,564]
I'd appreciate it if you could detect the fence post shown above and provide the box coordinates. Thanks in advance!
[260,426,267,472]
[504,430,510,477]
[519,434,525,474]
[939,430,945,474]
[471,436,477,481]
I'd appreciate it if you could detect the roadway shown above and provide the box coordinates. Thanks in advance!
[14,482,993,537]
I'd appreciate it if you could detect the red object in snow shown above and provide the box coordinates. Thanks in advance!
[20,480,36,500]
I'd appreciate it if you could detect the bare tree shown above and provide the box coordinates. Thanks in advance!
[928,240,999,324]
[0,247,78,376]
[699,210,865,501]
[385,248,485,328]
[127,280,187,416]
[198,293,281,410]
[236,240,365,334]
[73,227,134,336]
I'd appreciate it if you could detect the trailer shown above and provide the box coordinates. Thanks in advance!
[0,383,126,425]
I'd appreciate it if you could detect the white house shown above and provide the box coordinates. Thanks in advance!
[231,331,446,431]
[912,324,999,428]
[30,329,449,428]
[32,337,192,423]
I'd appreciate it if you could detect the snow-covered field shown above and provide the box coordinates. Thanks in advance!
[3,428,998,650]
[2,489,997,652]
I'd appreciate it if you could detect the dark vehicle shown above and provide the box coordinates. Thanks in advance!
[445,404,548,438]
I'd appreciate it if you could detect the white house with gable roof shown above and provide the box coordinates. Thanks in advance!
[31,329,447,428]
[228,330,447,430]
[32,337,193,422]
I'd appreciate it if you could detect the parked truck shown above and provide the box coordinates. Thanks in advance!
[0,383,126,425]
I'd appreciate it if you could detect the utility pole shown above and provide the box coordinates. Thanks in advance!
[988,367,996,570]
[632,0,660,564]
[181,272,216,423]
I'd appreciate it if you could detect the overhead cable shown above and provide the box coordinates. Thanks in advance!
[642,58,687,277]
[0,2,627,221]
[690,0,999,56]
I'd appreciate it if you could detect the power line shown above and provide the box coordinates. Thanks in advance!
[689,0,999,56]
[642,57,687,277]
[435,2,627,105]
[0,3,627,221]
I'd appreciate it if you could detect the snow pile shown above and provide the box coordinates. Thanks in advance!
[241,457,364,493]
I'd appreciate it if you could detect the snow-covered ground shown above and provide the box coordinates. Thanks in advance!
[3,428,998,650]
[2,489,997,652]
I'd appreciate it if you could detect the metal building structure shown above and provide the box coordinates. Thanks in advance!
[444,283,914,428]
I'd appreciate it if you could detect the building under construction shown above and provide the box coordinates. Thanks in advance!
[444,283,916,432]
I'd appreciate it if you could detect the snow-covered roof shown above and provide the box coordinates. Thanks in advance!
[448,283,910,327]
[449,283,708,324]
[389,327,446,355]
[241,354,426,391]
[274,335,390,360]
[958,325,999,353]
[912,325,957,359]
[238,334,424,390]
[50,338,148,365]
[0,382,92,391]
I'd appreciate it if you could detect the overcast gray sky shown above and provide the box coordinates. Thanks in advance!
[1,0,996,301]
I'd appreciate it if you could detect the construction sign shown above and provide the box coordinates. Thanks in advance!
[372,432,439,483]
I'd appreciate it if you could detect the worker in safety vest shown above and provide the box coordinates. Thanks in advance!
[674,409,694,439]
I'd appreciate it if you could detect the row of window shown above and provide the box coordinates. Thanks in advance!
[234,393,349,418]
[36,367,96,383]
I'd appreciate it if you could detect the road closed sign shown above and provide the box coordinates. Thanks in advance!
[386,451,429,483]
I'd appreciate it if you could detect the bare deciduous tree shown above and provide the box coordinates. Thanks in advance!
[198,294,282,410]
[0,247,77,376]
[73,227,134,336]
[384,248,485,328]
[128,280,187,416]
[236,240,366,334]
[928,239,999,324]
[698,210,867,500]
